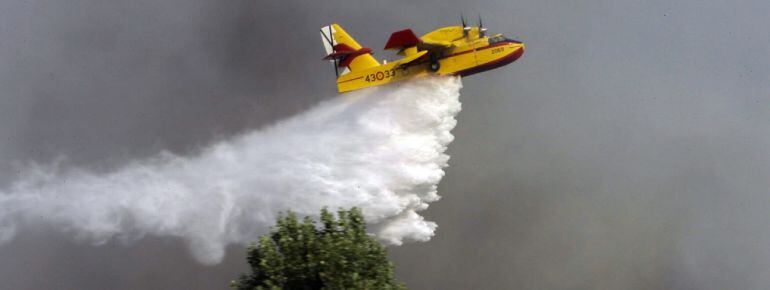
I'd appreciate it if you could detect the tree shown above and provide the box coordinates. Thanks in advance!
[231,208,406,290]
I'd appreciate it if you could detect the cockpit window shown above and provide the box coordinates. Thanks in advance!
[489,36,506,44]
[489,35,522,45]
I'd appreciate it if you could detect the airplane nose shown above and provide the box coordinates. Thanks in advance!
[510,43,524,62]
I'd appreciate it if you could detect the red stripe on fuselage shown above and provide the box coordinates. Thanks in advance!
[337,76,364,84]
[439,41,512,59]
[441,49,473,59]
[474,41,511,51]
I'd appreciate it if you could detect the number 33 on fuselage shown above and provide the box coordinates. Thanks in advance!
[320,19,525,93]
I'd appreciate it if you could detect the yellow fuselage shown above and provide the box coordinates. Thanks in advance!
[336,27,524,93]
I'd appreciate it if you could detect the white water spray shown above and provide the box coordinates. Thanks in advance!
[0,77,462,264]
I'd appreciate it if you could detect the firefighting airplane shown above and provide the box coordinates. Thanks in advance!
[320,16,525,93]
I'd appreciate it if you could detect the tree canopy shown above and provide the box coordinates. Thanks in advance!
[231,208,406,290]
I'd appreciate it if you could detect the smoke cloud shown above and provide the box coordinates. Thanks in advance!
[0,77,462,264]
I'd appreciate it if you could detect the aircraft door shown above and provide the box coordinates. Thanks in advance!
[472,39,481,66]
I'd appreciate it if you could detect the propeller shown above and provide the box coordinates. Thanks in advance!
[461,13,471,37]
[478,14,487,38]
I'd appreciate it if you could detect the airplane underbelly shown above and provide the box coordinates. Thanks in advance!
[453,42,524,77]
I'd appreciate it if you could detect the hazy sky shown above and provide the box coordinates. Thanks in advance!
[1,0,770,289]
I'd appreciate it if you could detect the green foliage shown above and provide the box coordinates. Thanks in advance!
[231,208,406,290]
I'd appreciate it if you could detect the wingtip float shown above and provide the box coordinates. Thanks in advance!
[320,16,525,93]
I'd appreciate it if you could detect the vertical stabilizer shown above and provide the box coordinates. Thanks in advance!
[320,24,380,76]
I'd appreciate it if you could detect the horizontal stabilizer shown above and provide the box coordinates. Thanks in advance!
[322,43,374,67]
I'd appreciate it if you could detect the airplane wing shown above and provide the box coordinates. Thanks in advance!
[384,29,421,50]
[384,29,453,54]
[418,38,452,50]
[394,50,428,67]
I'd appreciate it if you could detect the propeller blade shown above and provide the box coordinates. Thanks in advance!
[461,13,471,37]
[478,14,487,37]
